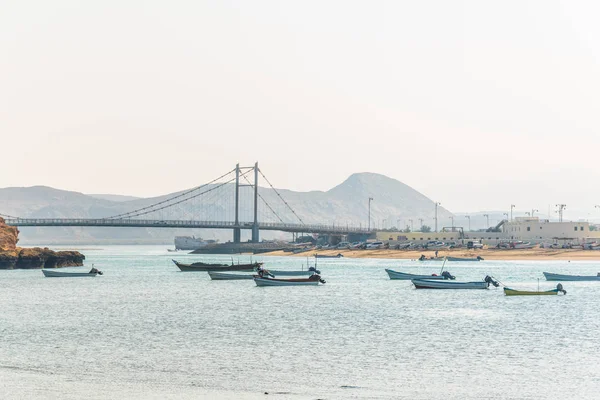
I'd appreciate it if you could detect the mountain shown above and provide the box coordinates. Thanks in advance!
[0,174,453,244]
[87,194,141,202]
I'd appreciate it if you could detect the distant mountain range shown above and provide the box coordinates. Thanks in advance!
[0,173,454,244]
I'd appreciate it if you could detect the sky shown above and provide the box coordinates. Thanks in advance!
[2,1,599,220]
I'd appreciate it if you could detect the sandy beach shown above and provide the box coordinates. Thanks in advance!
[265,248,600,261]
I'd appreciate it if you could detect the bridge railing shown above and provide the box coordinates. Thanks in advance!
[4,218,372,234]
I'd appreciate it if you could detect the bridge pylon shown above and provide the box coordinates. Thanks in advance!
[233,161,260,243]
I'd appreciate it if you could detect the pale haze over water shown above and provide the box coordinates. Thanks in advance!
[2,1,599,216]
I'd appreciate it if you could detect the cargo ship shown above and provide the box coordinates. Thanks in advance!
[174,236,217,250]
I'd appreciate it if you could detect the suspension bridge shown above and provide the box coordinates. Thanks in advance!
[2,163,372,242]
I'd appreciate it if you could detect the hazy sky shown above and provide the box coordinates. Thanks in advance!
[2,1,599,219]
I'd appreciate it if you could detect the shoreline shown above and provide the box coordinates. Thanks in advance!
[262,248,600,261]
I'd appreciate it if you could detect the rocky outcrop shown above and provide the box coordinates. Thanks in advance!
[0,218,85,269]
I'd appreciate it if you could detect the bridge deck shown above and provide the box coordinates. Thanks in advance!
[4,218,371,235]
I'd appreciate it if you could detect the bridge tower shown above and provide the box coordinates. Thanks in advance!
[252,162,259,243]
[233,164,241,243]
[233,162,260,243]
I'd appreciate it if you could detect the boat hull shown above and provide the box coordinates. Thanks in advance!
[543,272,600,281]
[385,269,448,280]
[267,270,314,276]
[504,288,560,296]
[254,277,320,286]
[173,260,259,272]
[42,270,98,277]
[412,279,488,289]
[207,271,255,280]
[446,257,481,262]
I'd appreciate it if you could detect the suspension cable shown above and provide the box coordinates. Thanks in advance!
[107,168,235,219]
[258,168,305,225]
[0,212,20,219]
[241,173,285,224]
[117,169,254,219]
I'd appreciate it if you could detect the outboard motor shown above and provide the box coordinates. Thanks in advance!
[477,256,484,261]
[308,266,321,274]
[484,275,500,287]
[556,283,567,295]
[419,254,426,261]
[441,271,455,280]
[309,274,326,284]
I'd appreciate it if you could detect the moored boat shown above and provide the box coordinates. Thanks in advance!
[315,253,343,259]
[42,269,101,277]
[504,284,567,296]
[254,274,326,287]
[543,272,600,281]
[446,256,484,262]
[207,271,255,280]
[412,276,499,289]
[172,259,261,272]
[385,269,455,280]
[266,270,315,276]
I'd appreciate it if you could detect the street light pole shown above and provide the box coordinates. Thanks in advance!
[418,218,424,231]
[368,197,373,231]
[449,216,454,229]
[510,204,516,222]
[435,202,441,233]
[556,204,567,222]
[483,214,489,228]
[409,219,413,232]
[397,219,401,231]
[465,215,470,231]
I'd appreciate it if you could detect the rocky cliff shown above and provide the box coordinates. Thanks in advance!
[0,217,85,269]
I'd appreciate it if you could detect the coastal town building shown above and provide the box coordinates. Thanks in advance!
[377,217,600,245]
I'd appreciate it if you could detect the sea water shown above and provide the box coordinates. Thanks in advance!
[1,245,599,399]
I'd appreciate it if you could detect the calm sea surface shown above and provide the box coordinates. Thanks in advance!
[1,245,599,399]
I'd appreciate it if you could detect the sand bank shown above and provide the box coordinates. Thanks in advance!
[264,248,600,261]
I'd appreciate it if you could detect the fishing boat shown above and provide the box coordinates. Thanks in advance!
[418,255,445,261]
[504,284,567,296]
[172,259,261,272]
[254,274,326,286]
[385,269,455,280]
[543,272,600,281]
[265,269,315,276]
[446,256,484,262]
[207,271,255,280]
[315,253,343,259]
[412,276,499,289]
[42,269,102,277]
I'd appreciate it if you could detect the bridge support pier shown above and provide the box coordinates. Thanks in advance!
[233,228,241,243]
[252,224,259,243]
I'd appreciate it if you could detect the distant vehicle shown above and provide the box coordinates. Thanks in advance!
[426,241,448,250]
[366,241,384,249]
[350,242,364,249]
[396,242,412,249]
[467,240,484,249]
[337,241,351,249]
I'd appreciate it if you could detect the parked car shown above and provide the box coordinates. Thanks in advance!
[366,241,384,249]
[467,240,484,249]
[337,241,351,249]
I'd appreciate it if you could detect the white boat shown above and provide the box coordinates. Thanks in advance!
[385,269,455,280]
[207,271,255,280]
[42,270,99,277]
[254,274,325,287]
[267,270,314,276]
[543,272,600,281]
[412,276,498,289]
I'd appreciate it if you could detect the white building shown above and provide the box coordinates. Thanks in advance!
[502,217,596,243]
